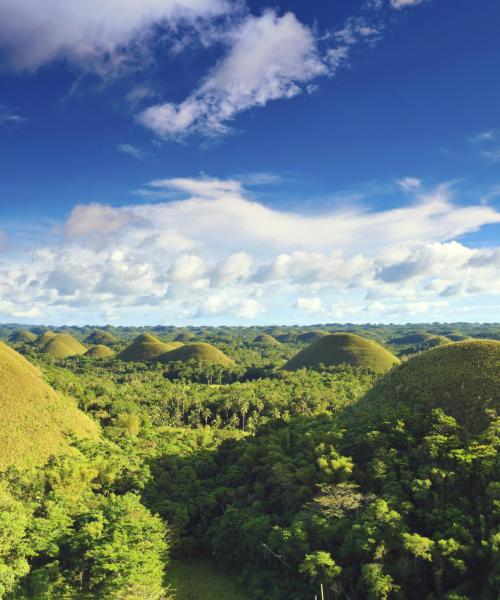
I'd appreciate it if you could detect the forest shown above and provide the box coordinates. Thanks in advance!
[0,321,499,599]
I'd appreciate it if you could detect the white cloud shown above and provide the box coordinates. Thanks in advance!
[397,176,421,192]
[468,130,495,143]
[0,105,26,127]
[138,10,327,138]
[0,0,232,74]
[0,176,499,323]
[117,143,148,160]
[391,0,427,8]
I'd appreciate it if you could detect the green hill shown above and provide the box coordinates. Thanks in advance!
[420,335,451,349]
[0,342,99,470]
[390,332,435,345]
[159,342,234,366]
[297,330,329,343]
[85,329,116,345]
[283,333,400,373]
[354,340,500,435]
[9,329,37,343]
[118,334,182,362]
[41,333,87,359]
[36,330,57,346]
[84,345,115,359]
[174,332,196,343]
[253,333,280,346]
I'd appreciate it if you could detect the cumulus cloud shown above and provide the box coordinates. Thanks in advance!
[0,0,232,74]
[138,10,327,138]
[0,176,498,323]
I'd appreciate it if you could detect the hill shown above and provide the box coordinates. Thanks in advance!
[354,340,500,435]
[0,342,99,470]
[297,330,329,343]
[283,333,400,373]
[390,332,435,345]
[253,333,280,346]
[118,334,182,362]
[420,334,451,349]
[36,330,57,346]
[85,329,116,345]
[84,345,115,359]
[9,329,37,343]
[41,333,87,359]
[174,332,196,343]
[159,342,235,366]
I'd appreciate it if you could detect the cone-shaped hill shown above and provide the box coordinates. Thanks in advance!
[351,340,500,436]
[36,330,57,346]
[390,332,435,345]
[85,329,116,345]
[420,335,450,349]
[84,345,115,359]
[41,333,87,359]
[118,334,182,362]
[174,332,196,343]
[297,330,329,343]
[0,342,99,470]
[283,333,400,373]
[9,329,37,343]
[159,342,234,366]
[253,333,280,346]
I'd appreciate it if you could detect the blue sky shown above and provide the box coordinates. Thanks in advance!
[0,0,499,326]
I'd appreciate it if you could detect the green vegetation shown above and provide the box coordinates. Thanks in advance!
[84,344,115,358]
[174,332,196,343]
[297,329,328,343]
[1,322,500,599]
[159,342,235,366]
[253,333,281,346]
[8,329,37,343]
[41,333,87,358]
[0,341,98,469]
[354,339,500,435]
[85,328,116,345]
[166,559,251,600]
[35,330,56,346]
[118,333,181,362]
[284,332,400,373]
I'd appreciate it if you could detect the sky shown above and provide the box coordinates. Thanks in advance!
[0,0,499,326]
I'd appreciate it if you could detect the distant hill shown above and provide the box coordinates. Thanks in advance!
[159,342,234,366]
[297,330,329,343]
[84,345,115,359]
[118,334,182,362]
[41,333,87,359]
[0,341,99,470]
[9,329,37,343]
[253,333,280,346]
[354,340,500,435]
[174,332,196,343]
[35,330,57,346]
[390,332,435,345]
[283,333,400,373]
[85,329,116,345]
[420,335,451,349]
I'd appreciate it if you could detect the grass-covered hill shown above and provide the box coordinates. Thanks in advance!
[0,341,99,470]
[85,329,116,345]
[41,333,87,359]
[284,332,400,373]
[118,333,182,362]
[390,332,435,345]
[354,339,500,435]
[297,329,329,343]
[9,329,37,343]
[84,344,115,359]
[253,333,280,346]
[174,332,196,343]
[159,342,235,366]
[35,330,57,346]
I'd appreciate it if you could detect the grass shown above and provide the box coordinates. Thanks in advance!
[0,342,99,470]
[253,333,280,346]
[356,340,500,435]
[85,329,116,345]
[165,559,251,600]
[118,333,182,362]
[35,330,56,346]
[174,332,196,343]
[390,332,435,345]
[84,344,115,358]
[41,333,87,359]
[159,342,235,366]
[297,329,329,343]
[9,329,37,343]
[284,333,400,373]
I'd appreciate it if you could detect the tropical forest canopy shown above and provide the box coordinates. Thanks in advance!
[0,321,499,599]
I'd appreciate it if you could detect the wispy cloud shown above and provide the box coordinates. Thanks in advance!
[468,130,495,143]
[0,105,26,128]
[117,143,148,160]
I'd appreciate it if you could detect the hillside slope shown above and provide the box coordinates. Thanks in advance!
[159,342,234,366]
